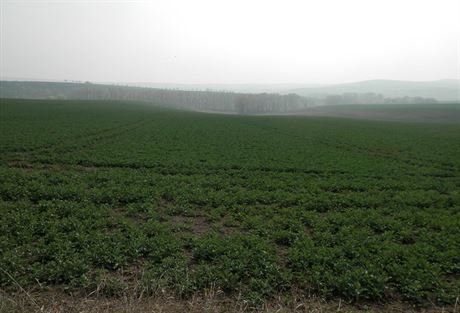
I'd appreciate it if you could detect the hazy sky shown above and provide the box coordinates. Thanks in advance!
[1,0,459,84]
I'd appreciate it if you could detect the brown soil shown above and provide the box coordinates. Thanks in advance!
[170,215,212,235]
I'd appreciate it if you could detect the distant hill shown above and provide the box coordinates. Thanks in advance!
[120,82,326,94]
[0,81,309,114]
[0,81,85,99]
[0,80,454,115]
[289,79,460,101]
[2,79,458,100]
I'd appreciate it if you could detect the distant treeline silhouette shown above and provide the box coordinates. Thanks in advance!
[0,81,437,114]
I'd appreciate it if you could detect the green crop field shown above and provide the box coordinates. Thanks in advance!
[306,103,460,123]
[1,99,459,310]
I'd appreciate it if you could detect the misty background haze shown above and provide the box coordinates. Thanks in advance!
[1,0,459,85]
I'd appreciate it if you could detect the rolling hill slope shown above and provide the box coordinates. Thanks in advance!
[290,79,460,101]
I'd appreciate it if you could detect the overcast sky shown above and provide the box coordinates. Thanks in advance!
[1,0,459,84]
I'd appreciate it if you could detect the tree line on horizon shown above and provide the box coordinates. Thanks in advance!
[0,81,437,114]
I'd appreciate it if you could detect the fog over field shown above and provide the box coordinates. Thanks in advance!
[2,0,459,119]
[1,0,459,85]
